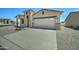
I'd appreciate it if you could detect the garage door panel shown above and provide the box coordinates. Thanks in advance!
[33,18,56,29]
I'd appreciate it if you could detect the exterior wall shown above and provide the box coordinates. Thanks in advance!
[16,15,27,28]
[55,16,61,30]
[33,10,61,29]
[55,16,60,23]
[3,20,5,24]
[56,23,61,30]
[24,12,28,27]
[20,18,26,28]
[19,15,26,27]
[29,10,34,27]
[5,20,9,24]
[0,20,3,24]
[9,20,16,25]
[24,10,35,27]
[16,16,20,27]
[33,9,61,24]
[0,19,11,25]
[65,12,79,27]
[33,10,61,18]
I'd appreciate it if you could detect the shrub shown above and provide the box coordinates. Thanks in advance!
[72,26,79,30]
[15,28,21,31]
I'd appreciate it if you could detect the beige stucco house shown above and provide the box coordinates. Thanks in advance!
[0,18,9,24]
[0,18,15,25]
[16,9,63,30]
[65,12,79,27]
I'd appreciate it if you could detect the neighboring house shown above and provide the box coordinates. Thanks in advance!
[16,9,63,30]
[61,21,65,26]
[0,18,15,25]
[65,12,79,28]
[9,19,16,25]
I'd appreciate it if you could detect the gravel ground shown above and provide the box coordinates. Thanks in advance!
[57,26,79,50]
[0,26,16,50]
[0,26,16,36]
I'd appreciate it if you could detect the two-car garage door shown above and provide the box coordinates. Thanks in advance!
[32,18,56,29]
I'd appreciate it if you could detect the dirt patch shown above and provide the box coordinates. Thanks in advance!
[56,26,79,50]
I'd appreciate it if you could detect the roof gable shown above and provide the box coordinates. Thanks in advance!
[33,9,63,15]
[33,9,63,18]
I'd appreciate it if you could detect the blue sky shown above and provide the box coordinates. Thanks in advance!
[0,8,79,21]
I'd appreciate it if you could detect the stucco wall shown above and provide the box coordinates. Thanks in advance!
[65,12,79,27]
[33,10,61,18]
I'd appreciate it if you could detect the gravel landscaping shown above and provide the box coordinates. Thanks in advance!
[0,26,16,36]
[57,26,79,50]
[0,26,17,50]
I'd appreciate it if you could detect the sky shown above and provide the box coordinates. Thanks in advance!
[0,8,79,21]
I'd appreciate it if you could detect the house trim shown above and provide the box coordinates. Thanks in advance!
[33,9,63,16]
[33,16,57,19]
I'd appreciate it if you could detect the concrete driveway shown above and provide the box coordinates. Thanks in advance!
[4,28,57,50]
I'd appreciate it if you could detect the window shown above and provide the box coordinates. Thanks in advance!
[21,19,24,24]
[42,11,44,15]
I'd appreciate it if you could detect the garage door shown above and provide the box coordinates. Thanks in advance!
[32,18,56,29]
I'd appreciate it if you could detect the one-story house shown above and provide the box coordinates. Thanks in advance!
[0,18,10,24]
[65,11,79,28]
[16,9,63,30]
[0,18,15,26]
